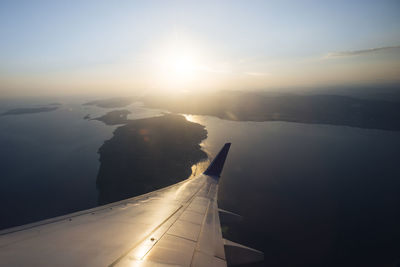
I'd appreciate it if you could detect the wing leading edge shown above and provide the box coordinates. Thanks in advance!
[0,143,263,266]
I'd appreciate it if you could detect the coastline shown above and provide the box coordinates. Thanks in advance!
[96,114,208,205]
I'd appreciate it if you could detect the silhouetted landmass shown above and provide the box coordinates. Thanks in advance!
[96,114,207,205]
[46,102,62,106]
[83,97,136,108]
[93,110,130,125]
[142,91,400,131]
[310,83,400,102]
[1,107,59,116]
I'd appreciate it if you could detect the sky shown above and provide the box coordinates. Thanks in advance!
[0,0,399,97]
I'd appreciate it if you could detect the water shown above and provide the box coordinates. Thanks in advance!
[186,115,400,266]
[0,98,164,229]
[1,100,399,265]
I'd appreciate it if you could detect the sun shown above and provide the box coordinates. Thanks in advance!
[169,53,196,78]
[155,40,202,88]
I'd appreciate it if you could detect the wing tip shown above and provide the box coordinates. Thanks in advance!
[203,143,231,178]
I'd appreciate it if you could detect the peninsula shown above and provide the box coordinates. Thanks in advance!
[93,109,131,125]
[142,91,400,131]
[96,114,207,205]
[83,97,136,108]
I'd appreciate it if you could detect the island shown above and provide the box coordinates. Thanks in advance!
[83,97,136,108]
[96,114,207,205]
[1,107,59,116]
[92,110,131,125]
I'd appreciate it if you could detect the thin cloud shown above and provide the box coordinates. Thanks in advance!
[323,45,400,59]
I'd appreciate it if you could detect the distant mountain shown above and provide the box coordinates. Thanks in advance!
[141,91,400,131]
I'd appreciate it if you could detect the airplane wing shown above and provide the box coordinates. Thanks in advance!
[0,143,263,266]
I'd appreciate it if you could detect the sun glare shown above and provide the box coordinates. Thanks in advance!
[155,40,202,89]
[168,52,196,77]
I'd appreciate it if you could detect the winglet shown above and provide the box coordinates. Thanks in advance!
[204,143,231,178]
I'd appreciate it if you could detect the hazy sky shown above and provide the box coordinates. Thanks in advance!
[1,0,399,96]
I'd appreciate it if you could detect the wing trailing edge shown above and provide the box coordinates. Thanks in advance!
[223,238,264,266]
[204,143,231,178]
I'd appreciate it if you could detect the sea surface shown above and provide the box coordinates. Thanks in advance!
[186,115,400,266]
[0,97,163,229]
[1,98,399,266]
